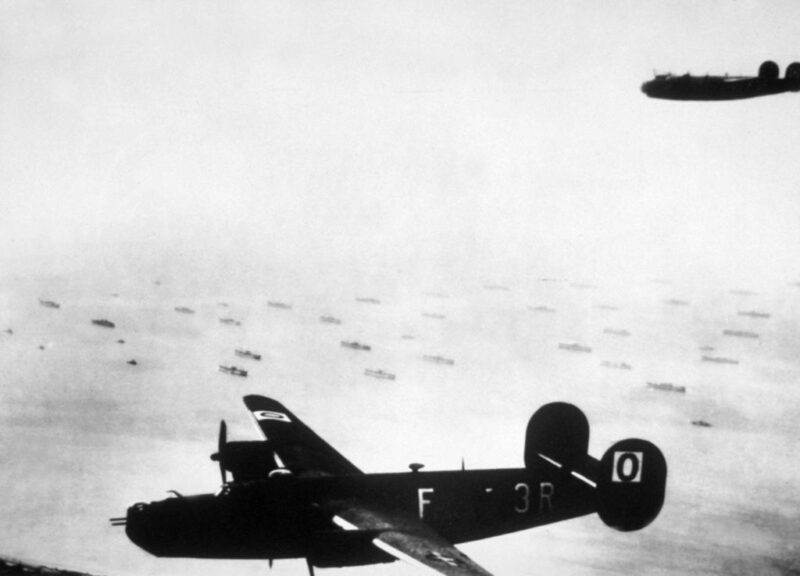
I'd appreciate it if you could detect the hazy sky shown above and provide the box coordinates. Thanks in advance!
[2,1,800,288]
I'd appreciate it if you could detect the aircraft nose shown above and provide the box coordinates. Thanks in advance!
[123,502,153,550]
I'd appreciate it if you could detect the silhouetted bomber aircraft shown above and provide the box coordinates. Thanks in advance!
[642,60,800,100]
[113,395,667,575]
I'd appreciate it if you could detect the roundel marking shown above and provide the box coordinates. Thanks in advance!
[612,451,643,483]
[253,410,292,423]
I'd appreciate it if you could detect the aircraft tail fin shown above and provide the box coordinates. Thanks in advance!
[524,402,589,470]
[525,403,667,532]
[595,438,667,531]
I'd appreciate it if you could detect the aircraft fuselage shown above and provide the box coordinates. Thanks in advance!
[125,466,595,567]
[641,74,800,101]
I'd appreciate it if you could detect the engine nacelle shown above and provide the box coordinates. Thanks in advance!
[595,438,667,531]
[211,441,280,482]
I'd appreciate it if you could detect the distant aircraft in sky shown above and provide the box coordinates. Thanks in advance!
[113,395,667,575]
[642,60,800,101]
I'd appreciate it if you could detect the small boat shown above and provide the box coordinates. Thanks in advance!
[422,312,446,320]
[319,315,342,325]
[39,299,60,309]
[174,306,195,314]
[219,365,248,377]
[365,369,396,380]
[267,301,292,310]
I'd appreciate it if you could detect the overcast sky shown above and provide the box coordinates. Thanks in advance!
[2,1,800,289]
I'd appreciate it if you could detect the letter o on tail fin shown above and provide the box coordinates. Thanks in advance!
[525,402,589,469]
[596,439,667,532]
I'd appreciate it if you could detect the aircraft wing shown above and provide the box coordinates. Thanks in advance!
[333,506,494,576]
[242,395,362,477]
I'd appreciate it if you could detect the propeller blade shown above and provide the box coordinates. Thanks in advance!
[218,420,227,484]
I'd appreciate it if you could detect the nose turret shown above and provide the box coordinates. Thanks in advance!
[123,501,160,554]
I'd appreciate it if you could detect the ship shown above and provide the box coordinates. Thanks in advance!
[219,318,241,326]
[235,348,262,361]
[603,328,631,337]
[647,382,686,394]
[341,341,371,351]
[422,355,455,366]
[364,369,396,380]
[664,298,690,307]
[737,310,771,319]
[722,329,759,339]
[558,342,592,353]
[319,315,342,325]
[219,365,248,377]
[691,419,712,428]
[355,297,381,304]
[91,319,115,328]
[422,312,446,320]
[38,299,60,309]
[267,301,292,310]
[529,305,556,313]
[702,355,739,365]
[601,361,632,371]
[174,306,195,314]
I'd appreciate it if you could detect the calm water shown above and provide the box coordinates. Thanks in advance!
[0,270,798,576]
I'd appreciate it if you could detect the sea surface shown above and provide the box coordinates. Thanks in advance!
[0,269,798,576]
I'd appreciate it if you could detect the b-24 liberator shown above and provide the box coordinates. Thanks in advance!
[113,395,667,575]
[642,60,800,101]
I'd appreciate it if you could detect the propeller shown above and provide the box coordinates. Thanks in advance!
[210,419,228,484]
